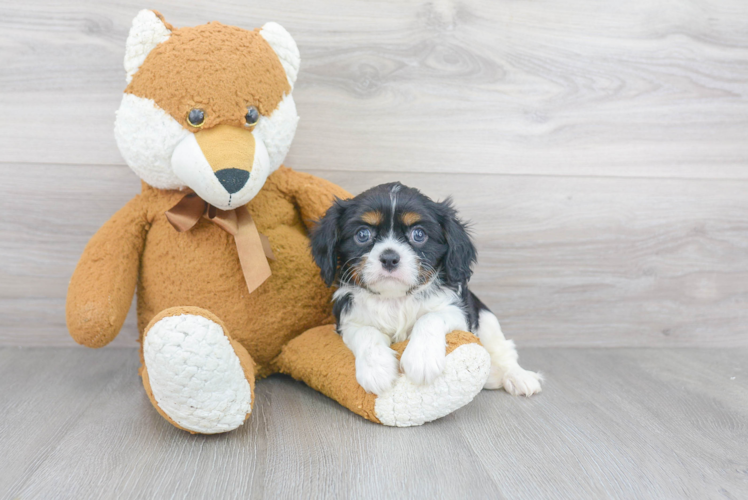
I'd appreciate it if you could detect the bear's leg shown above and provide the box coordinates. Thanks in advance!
[140,306,255,434]
[275,325,491,427]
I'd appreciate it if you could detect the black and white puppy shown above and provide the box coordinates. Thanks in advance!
[310,183,542,396]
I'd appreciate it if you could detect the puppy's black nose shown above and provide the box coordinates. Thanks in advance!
[380,249,400,272]
[215,168,250,194]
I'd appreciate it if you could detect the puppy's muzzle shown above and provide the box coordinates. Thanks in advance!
[380,249,400,272]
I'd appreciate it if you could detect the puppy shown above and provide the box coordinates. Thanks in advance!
[310,183,542,396]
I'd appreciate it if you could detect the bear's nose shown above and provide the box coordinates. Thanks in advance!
[215,168,250,194]
[379,249,400,272]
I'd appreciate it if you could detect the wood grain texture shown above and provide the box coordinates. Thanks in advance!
[2,3,746,496]
[2,0,748,347]
[1,0,748,178]
[2,163,747,347]
[1,347,746,499]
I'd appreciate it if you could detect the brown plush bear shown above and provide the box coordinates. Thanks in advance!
[66,10,491,433]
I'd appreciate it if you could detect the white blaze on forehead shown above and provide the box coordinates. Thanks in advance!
[124,10,171,84]
[114,93,188,189]
[389,184,401,232]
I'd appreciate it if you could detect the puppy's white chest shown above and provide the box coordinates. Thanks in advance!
[358,295,421,343]
[343,287,462,344]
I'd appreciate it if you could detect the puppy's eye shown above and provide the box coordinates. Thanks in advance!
[187,108,205,128]
[245,106,260,127]
[410,227,427,244]
[355,228,372,245]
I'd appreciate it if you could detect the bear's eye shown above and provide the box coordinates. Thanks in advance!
[245,106,260,127]
[187,108,205,128]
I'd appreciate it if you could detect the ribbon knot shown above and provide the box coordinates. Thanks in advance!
[165,192,275,294]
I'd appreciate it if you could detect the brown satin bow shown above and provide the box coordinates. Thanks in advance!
[165,192,276,294]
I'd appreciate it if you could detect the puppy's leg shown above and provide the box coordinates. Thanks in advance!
[476,310,542,396]
[401,307,465,385]
[341,324,399,395]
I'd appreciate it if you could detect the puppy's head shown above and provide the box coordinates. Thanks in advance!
[310,183,477,297]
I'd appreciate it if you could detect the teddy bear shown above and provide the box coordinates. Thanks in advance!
[65,10,492,433]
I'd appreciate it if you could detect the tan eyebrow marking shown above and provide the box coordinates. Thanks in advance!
[361,211,383,225]
[401,212,422,226]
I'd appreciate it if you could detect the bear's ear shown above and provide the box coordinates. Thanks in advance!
[124,10,172,84]
[260,22,300,89]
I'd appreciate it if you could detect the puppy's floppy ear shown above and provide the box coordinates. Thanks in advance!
[436,197,477,284]
[310,199,346,286]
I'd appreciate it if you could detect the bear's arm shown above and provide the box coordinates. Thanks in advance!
[273,166,352,230]
[66,194,150,348]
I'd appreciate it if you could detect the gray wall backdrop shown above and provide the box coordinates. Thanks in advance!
[2,0,747,347]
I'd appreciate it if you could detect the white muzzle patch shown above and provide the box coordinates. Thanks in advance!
[363,236,420,297]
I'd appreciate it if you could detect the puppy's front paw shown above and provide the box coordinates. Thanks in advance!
[355,345,399,395]
[502,367,542,396]
[400,336,446,386]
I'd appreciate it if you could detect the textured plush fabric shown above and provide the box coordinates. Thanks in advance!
[277,326,487,424]
[125,21,290,130]
[124,10,172,84]
[258,22,300,89]
[114,93,190,189]
[375,339,491,427]
[276,325,381,423]
[68,167,348,374]
[66,194,150,348]
[115,15,300,205]
[141,306,255,434]
[66,164,489,428]
[68,11,491,432]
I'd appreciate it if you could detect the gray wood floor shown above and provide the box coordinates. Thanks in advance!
[1,346,746,499]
